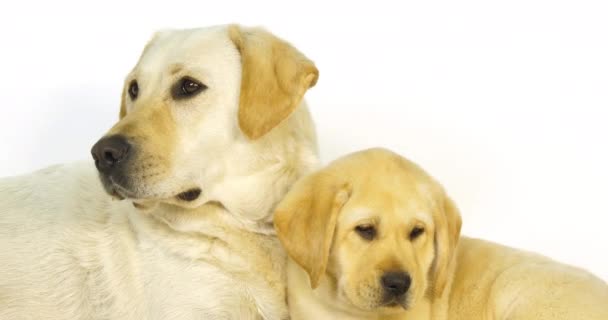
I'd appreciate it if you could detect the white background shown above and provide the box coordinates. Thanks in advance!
[0,1,606,281]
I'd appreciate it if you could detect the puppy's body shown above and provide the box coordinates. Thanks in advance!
[447,237,608,320]
[285,237,608,320]
[275,148,608,320]
[0,25,319,319]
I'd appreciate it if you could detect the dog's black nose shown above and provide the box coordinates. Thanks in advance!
[91,135,131,173]
[381,271,411,297]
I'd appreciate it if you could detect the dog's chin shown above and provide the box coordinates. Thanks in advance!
[131,199,160,212]
[384,300,408,310]
[380,296,409,311]
[99,175,127,200]
[343,291,409,315]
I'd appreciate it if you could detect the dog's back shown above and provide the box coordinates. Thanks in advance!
[450,237,608,320]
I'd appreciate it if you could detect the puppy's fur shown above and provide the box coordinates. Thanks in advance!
[275,148,608,320]
[0,25,318,319]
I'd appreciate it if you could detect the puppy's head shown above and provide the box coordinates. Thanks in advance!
[91,25,318,210]
[275,148,461,315]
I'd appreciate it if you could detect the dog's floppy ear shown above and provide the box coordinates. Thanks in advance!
[274,172,350,289]
[431,194,462,297]
[228,25,319,140]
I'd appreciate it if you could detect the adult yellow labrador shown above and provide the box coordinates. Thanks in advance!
[275,148,608,320]
[0,25,318,319]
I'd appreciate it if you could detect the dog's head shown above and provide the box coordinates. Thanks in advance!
[275,148,461,315]
[91,25,318,215]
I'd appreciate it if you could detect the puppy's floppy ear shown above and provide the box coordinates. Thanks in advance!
[274,172,350,289]
[431,194,462,297]
[229,25,319,140]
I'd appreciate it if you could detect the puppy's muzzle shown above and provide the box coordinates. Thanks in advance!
[91,135,131,175]
[381,271,411,298]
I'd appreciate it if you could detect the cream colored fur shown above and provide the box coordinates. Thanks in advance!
[275,148,608,320]
[0,25,318,319]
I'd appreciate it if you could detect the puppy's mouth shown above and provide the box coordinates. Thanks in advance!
[382,298,409,310]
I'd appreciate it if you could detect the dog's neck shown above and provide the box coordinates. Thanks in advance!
[207,104,319,228]
[125,200,288,314]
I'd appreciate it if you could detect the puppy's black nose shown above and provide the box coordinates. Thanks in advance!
[381,271,411,297]
[91,135,131,174]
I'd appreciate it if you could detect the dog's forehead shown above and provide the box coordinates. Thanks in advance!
[330,149,440,227]
[341,184,434,226]
[134,26,237,75]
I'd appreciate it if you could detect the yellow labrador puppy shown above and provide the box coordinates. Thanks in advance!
[0,25,318,319]
[275,148,608,320]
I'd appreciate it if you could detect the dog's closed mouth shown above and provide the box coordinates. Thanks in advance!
[132,200,159,211]
[383,299,409,310]
[110,189,125,200]
[177,188,202,201]
[104,174,202,203]
[107,176,135,200]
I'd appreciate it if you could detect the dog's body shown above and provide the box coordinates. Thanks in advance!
[275,148,608,320]
[446,237,608,320]
[0,25,319,319]
[0,162,288,319]
[285,237,608,320]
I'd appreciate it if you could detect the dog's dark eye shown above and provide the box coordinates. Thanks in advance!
[181,78,203,95]
[355,225,377,241]
[128,80,139,100]
[172,77,206,99]
[409,226,425,240]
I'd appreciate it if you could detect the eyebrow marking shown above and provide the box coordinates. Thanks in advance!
[125,70,137,82]
[413,211,433,226]
[170,64,184,75]
[342,207,377,226]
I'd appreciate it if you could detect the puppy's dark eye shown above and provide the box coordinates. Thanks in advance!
[355,225,377,241]
[172,77,206,99]
[128,80,139,100]
[409,226,425,240]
